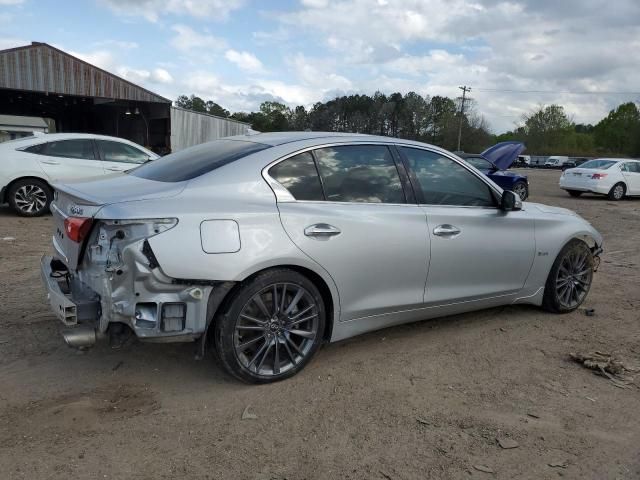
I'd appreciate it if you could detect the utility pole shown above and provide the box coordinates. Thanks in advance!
[456,86,471,152]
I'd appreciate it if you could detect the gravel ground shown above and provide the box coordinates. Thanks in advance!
[0,169,639,479]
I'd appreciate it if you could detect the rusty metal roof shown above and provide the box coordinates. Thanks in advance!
[0,42,171,103]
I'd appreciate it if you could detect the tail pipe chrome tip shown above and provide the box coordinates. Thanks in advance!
[61,326,97,348]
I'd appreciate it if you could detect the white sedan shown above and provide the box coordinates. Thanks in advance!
[559,158,640,200]
[0,133,158,216]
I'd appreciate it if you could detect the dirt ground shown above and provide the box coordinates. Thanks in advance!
[0,169,639,480]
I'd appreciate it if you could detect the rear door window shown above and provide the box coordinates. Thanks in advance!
[269,152,324,201]
[130,139,270,182]
[41,140,96,160]
[313,145,406,203]
[96,140,149,164]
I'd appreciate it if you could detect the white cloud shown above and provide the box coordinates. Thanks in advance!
[151,68,173,84]
[101,0,245,22]
[300,0,329,7]
[117,66,174,85]
[170,24,226,52]
[224,49,265,74]
[92,39,139,50]
[288,54,352,91]
[0,0,24,4]
[273,0,640,131]
[0,37,28,50]
[70,49,118,71]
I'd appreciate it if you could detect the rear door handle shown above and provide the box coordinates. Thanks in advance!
[41,160,60,165]
[106,167,125,171]
[304,223,341,237]
[433,224,461,237]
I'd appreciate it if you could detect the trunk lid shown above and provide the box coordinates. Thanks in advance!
[50,173,187,270]
[481,141,526,170]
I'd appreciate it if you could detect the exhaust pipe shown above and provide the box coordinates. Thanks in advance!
[62,326,96,348]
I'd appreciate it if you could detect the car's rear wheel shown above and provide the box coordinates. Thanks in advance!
[542,240,594,313]
[8,178,52,217]
[608,182,626,201]
[567,190,583,197]
[214,269,326,383]
[512,181,528,201]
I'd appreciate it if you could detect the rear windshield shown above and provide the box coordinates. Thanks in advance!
[579,159,617,170]
[129,139,270,182]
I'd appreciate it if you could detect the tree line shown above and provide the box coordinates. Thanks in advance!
[175,92,492,153]
[497,102,640,157]
[176,93,640,157]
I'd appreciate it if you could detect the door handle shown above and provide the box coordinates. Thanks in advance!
[40,160,60,165]
[106,167,125,171]
[433,224,461,237]
[304,223,341,237]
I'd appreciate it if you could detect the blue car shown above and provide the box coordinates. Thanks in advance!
[460,142,529,201]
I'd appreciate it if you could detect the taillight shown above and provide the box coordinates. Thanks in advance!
[591,173,608,180]
[64,217,93,243]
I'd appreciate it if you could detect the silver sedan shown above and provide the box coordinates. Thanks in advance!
[41,132,603,383]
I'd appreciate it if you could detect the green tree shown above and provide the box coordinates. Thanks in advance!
[594,102,640,156]
[520,104,574,154]
[205,101,230,118]
[175,94,207,113]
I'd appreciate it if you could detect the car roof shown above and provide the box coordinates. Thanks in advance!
[226,131,391,146]
[226,131,448,148]
[22,132,140,142]
[0,132,153,152]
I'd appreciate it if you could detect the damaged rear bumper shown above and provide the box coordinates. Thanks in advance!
[40,252,219,345]
[40,255,99,326]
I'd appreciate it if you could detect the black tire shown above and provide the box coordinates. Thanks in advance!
[542,240,594,314]
[607,182,626,201]
[7,178,52,217]
[214,268,326,383]
[567,190,583,197]
[512,181,529,201]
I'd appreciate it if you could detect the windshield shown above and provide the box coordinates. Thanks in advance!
[129,139,271,182]
[578,159,617,170]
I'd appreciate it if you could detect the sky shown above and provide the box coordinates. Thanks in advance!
[1,0,639,132]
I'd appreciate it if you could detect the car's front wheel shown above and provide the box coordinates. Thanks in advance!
[512,181,528,201]
[214,269,326,383]
[542,240,594,313]
[8,178,52,217]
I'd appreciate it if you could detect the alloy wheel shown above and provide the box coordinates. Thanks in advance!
[14,184,48,214]
[513,183,528,201]
[555,248,593,309]
[233,282,319,376]
[613,184,624,200]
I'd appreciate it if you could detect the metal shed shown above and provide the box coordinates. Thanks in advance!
[170,107,249,152]
[0,42,250,152]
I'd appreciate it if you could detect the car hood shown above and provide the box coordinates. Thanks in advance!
[481,141,526,170]
[52,173,187,215]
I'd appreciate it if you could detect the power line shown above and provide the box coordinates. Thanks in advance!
[473,88,640,95]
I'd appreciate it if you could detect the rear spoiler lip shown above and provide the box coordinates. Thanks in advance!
[51,182,104,207]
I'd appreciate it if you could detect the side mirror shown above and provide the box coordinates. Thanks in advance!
[500,190,522,211]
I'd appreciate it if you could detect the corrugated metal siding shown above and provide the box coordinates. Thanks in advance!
[0,43,170,103]
[170,107,250,151]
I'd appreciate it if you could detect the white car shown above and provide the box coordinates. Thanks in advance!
[0,133,158,216]
[560,158,640,200]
